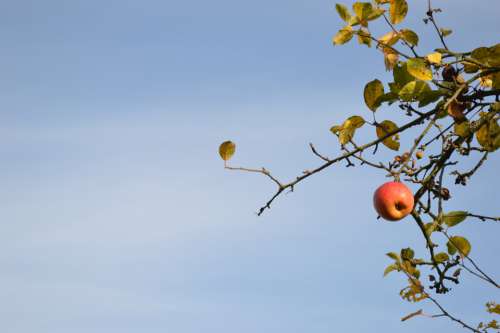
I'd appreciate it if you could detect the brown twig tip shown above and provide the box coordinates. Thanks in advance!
[401,309,423,322]
[309,143,331,162]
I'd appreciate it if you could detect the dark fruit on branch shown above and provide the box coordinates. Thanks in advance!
[442,65,456,82]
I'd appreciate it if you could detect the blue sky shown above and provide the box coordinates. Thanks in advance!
[0,0,499,332]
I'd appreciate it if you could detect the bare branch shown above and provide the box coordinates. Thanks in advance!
[225,166,283,188]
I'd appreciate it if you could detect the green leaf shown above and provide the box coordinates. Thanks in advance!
[357,28,372,47]
[400,29,418,46]
[377,92,399,105]
[393,62,414,90]
[454,121,471,138]
[383,263,399,277]
[335,3,351,22]
[219,141,236,161]
[348,15,360,26]
[386,252,400,261]
[389,0,408,24]
[434,252,450,263]
[376,120,400,151]
[476,114,500,152]
[407,58,433,81]
[488,43,500,66]
[492,72,500,89]
[353,2,373,24]
[471,47,490,65]
[398,80,430,102]
[418,90,443,107]
[462,60,479,74]
[443,211,468,227]
[447,236,471,257]
[333,26,354,45]
[440,28,452,37]
[424,221,438,238]
[435,100,448,119]
[470,46,498,68]
[446,241,457,255]
[364,79,384,111]
[401,248,414,260]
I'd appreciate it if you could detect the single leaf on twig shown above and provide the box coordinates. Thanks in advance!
[376,120,400,151]
[219,141,236,161]
[364,79,384,111]
[400,29,418,46]
[447,236,471,257]
[476,114,500,152]
[443,211,468,227]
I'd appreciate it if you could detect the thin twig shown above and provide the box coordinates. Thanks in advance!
[225,166,283,188]
[252,108,437,215]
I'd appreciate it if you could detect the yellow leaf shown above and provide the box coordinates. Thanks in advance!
[330,125,341,135]
[333,26,354,45]
[407,58,433,81]
[367,7,385,21]
[335,3,351,22]
[398,80,430,102]
[219,141,236,161]
[364,79,384,111]
[440,28,452,37]
[378,31,400,46]
[383,48,399,71]
[352,2,373,24]
[389,0,408,25]
[480,75,493,88]
[383,263,399,277]
[400,29,418,46]
[492,72,500,89]
[454,121,471,138]
[487,302,500,315]
[426,52,442,65]
[476,115,500,152]
[357,28,372,47]
[376,120,400,151]
[339,127,355,145]
[338,115,366,144]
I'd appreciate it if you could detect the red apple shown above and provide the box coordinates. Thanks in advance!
[373,181,414,221]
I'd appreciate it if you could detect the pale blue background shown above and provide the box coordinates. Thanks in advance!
[1,0,499,332]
